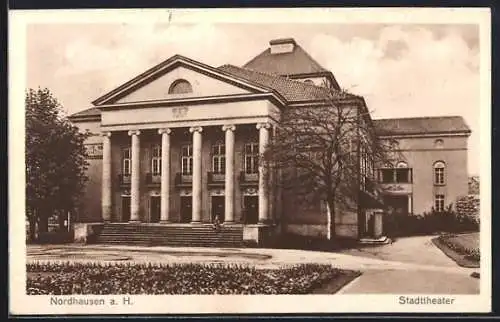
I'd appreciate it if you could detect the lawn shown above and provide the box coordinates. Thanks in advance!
[27,262,360,295]
[432,232,480,268]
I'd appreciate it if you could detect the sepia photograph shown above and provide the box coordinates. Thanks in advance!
[9,8,491,315]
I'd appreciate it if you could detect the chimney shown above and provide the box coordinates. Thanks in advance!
[269,38,296,54]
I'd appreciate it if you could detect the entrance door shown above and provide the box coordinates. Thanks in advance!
[150,196,161,223]
[243,196,258,224]
[180,196,192,223]
[121,196,131,222]
[211,196,225,222]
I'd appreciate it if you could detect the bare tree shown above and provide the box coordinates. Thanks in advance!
[264,86,394,240]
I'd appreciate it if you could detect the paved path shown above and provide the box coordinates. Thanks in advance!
[27,235,480,294]
[337,235,479,294]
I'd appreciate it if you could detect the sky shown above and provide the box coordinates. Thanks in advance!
[26,22,481,175]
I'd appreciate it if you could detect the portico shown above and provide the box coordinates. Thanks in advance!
[100,119,275,225]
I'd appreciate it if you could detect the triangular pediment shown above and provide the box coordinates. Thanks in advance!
[92,55,272,106]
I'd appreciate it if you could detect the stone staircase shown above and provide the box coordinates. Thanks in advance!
[94,223,245,247]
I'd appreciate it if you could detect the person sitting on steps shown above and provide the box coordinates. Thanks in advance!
[212,214,222,231]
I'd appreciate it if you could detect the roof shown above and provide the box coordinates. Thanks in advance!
[243,41,329,76]
[68,107,101,119]
[218,64,356,103]
[373,116,471,136]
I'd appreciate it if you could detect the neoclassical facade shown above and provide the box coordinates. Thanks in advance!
[70,38,471,243]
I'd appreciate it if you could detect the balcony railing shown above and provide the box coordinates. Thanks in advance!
[175,172,193,187]
[239,171,258,185]
[146,173,161,185]
[207,172,225,185]
[118,174,131,185]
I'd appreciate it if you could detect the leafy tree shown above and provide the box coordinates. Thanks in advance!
[264,86,393,240]
[25,88,89,241]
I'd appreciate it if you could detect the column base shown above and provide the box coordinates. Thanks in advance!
[258,219,272,225]
[223,220,235,224]
[159,220,171,224]
[128,220,141,224]
[190,221,202,224]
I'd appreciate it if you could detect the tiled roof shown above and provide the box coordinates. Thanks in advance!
[243,43,328,76]
[69,107,101,119]
[373,116,471,136]
[218,64,356,103]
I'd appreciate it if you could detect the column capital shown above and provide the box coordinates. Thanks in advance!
[189,126,203,133]
[158,128,172,135]
[256,122,271,130]
[101,131,112,138]
[128,130,141,136]
[222,124,236,132]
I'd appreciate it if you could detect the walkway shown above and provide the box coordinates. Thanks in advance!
[27,235,480,294]
[337,235,479,294]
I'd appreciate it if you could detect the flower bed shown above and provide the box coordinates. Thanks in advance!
[27,262,358,295]
[439,233,480,262]
[432,233,480,268]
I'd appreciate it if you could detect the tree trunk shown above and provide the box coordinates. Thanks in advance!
[27,207,37,243]
[38,212,49,234]
[326,200,336,240]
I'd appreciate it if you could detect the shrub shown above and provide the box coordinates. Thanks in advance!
[36,231,74,244]
[384,204,479,238]
[26,262,355,295]
[456,195,480,222]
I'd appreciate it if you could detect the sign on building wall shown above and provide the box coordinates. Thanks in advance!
[85,143,103,159]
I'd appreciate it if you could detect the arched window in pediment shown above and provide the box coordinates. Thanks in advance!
[168,79,193,94]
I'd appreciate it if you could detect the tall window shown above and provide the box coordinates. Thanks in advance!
[122,148,131,175]
[434,161,446,185]
[181,145,193,175]
[151,145,161,175]
[168,79,193,94]
[245,143,259,174]
[212,143,225,174]
[435,194,445,212]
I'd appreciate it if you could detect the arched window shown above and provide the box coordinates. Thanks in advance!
[168,79,193,94]
[434,139,444,149]
[396,161,408,168]
[433,161,446,185]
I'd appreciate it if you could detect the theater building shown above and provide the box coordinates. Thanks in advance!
[69,38,471,245]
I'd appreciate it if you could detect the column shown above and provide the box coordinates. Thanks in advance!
[257,122,271,223]
[189,126,203,223]
[222,124,236,223]
[159,128,171,223]
[101,132,112,222]
[408,195,413,214]
[373,210,384,238]
[128,130,141,222]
